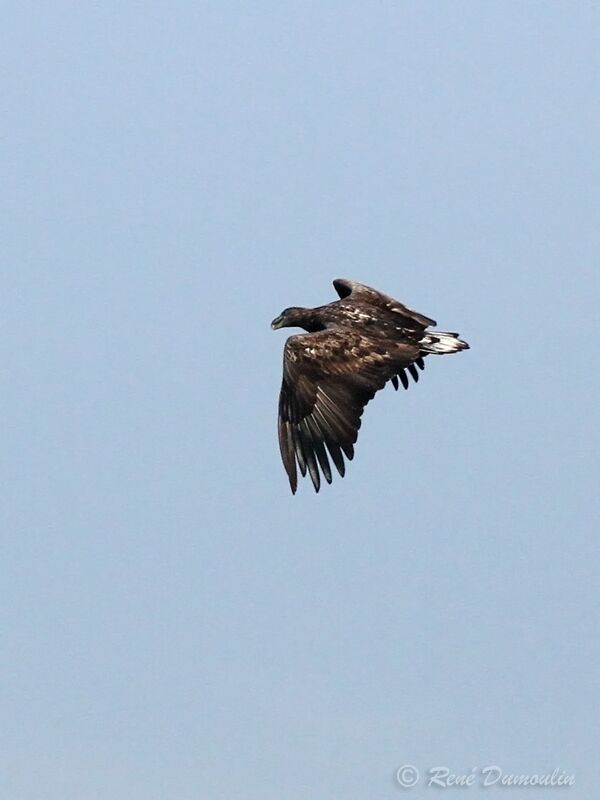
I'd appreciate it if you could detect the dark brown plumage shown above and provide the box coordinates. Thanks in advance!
[271,279,469,493]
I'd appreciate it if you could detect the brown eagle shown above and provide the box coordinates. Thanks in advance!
[271,279,469,493]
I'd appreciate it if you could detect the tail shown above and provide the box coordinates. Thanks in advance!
[419,331,469,354]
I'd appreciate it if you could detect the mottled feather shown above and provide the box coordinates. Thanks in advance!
[272,279,469,493]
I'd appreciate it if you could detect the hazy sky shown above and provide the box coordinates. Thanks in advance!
[2,2,599,798]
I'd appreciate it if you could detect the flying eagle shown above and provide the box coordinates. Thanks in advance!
[271,278,469,493]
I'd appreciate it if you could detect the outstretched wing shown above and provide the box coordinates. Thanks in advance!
[332,278,437,329]
[277,330,422,493]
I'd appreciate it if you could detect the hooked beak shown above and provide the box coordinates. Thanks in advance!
[271,314,284,330]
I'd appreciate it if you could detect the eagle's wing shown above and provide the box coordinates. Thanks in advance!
[332,278,436,328]
[277,330,421,493]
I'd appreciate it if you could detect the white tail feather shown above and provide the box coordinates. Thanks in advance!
[420,331,469,354]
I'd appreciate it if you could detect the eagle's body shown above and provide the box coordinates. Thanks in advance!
[271,279,469,493]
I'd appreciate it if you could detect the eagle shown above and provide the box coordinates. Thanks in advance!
[271,278,469,493]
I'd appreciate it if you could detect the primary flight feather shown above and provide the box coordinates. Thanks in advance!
[271,279,469,493]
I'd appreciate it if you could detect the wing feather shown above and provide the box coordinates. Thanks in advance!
[299,418,321,492]
[332,278,436,327]
[277,418,297,493]
[293,426,307,477]
[276,330,421,492]
[305,415,333,485]
[311,404,346,477]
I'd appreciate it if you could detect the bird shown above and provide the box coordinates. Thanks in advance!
[271,278,469,493]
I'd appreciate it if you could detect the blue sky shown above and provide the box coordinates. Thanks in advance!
[2,2,598,798]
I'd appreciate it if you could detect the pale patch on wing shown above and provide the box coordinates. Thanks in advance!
[274,280,468,493]
[332,277,436,327]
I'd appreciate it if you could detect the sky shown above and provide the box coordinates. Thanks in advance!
[1,2,599,798]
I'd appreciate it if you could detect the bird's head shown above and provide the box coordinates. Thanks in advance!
[271,307,308,330]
